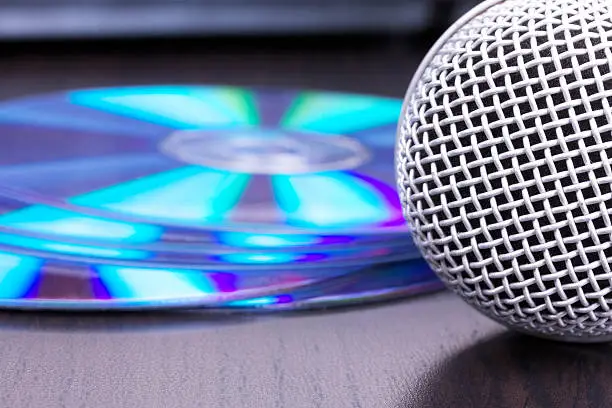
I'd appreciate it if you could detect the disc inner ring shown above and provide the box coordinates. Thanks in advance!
[159,128,371,175]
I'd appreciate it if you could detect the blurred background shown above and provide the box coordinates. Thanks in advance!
[0,0,480,39]
[0,0,483,101]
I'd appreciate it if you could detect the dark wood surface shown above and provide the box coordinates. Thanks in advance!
[0,35,609,408]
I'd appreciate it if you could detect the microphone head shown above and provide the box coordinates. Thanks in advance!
[396,0,612,342]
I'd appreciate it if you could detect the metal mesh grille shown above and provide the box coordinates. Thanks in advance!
[396,0,612,341]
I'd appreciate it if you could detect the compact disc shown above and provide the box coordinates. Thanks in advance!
[0,247,402,310]
[0,85,406,239]
[0,194,418,268]
[221,258,444,311]
[0,192,412,253]
[0,233,416,270]
[0,85,422,310]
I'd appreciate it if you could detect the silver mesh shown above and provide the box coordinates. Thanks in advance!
[396,0,612,342]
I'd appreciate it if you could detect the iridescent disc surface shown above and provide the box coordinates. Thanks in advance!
[0,234,417,270]
[222,258,444,311]
[0,192,412,253]
[0,247,406,310]
[0,195,418,268]
[0,85,405,239]
[0,85,421,310]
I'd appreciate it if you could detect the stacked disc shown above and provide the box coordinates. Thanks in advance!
[0,85,442,311]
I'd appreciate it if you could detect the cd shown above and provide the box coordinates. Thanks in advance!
[0,234,416,270]
[0,194,418,268]
[0,196,414,253]
[0,85,423,310]
[0,248,395,310]
[0,85,406,240]
[221,258,444,311]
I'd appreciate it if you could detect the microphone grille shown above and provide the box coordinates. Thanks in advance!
[396,0,612,341]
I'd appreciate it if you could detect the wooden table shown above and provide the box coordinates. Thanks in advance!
[0,35,607,408]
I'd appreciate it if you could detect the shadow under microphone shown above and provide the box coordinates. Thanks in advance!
[399,332,612,408]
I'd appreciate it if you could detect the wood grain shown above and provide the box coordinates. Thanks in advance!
[0,36,609,408]
[0,293,502,408]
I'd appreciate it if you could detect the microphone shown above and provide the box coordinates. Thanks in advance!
[396,0,612,343]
